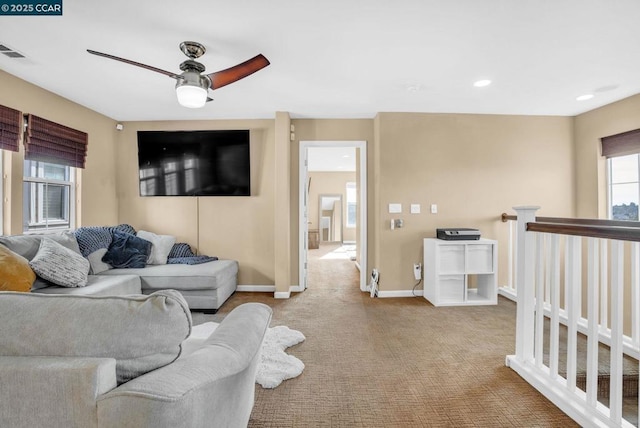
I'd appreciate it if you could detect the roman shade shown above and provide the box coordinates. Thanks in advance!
[601,128,640,158]
[24,114,88,168]
[0,104,21,152]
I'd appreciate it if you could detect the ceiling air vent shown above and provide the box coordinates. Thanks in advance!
[0,44,25,58]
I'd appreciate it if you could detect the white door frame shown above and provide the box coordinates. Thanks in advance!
[298,140,368,291]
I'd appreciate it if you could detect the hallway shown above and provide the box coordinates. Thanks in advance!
[307,243,359,289]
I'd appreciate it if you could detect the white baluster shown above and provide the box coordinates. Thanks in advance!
[610,240,623,424]
[508,219,514,291]
[549,234,560,379]
[632,242,640,347]
[600,239,608,333]
[545,233,551,305]
[565,235,581,392]
[535,233,545,367]
[513,220,518,295]
[586,238,599,407]
[513,206,540,363]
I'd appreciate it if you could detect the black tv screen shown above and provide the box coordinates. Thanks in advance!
[137,130,250,196]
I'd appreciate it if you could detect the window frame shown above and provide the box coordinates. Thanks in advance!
[607,154,640,221]
[23,160,76,233]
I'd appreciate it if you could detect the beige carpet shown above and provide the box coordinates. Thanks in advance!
[307,243,360,289]
[193,245,577,427]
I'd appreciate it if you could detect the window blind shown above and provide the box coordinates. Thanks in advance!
[0,104,21,152]
[601,128,640,158]
[24,114,88,168]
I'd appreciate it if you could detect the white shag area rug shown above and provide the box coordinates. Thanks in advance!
[186,322,305,389]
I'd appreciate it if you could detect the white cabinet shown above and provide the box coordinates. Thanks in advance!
[423,238,497,306]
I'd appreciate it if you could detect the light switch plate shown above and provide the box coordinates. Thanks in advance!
[431,204,438,214]
[410,204,421,214]
[388,203,402,213]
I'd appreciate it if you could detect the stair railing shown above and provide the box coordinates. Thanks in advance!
[506,206,640,427]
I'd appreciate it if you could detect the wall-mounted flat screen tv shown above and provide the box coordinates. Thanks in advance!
[137,130,250,196]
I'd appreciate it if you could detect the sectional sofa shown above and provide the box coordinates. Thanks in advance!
[0,290,272,428]
[0,227,238,313]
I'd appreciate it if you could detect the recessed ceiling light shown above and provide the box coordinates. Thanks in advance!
[576,94,594,101]
[342,154,350,158]
[473,79,491,88]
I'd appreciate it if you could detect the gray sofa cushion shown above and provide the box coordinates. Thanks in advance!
[0,231,81,261]
[98,259,238,291]
[32,274,141,296]
[0,290,191,384]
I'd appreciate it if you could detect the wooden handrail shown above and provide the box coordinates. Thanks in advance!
[501,213,516,222]
[501,212,640,228]
[526,222,640,242]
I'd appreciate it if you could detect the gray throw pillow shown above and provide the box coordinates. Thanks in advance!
[29,238,90,287]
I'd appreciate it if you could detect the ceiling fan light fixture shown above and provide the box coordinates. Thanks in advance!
[176,71,209,108]
[176,84,208,108]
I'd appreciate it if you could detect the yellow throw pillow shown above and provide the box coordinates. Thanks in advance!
[0,245,36,292]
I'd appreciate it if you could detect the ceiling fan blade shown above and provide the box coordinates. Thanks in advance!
[208,54,270,90]
[87,49,178,79]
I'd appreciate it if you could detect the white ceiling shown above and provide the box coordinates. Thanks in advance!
[1,1,640,121]
[308,147,356,172]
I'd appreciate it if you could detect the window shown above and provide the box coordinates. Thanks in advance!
[346,182,356,228]
[608,154,640,220]
[23,160,75,232]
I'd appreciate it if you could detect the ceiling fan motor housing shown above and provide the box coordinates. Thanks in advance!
[176,69,211,91]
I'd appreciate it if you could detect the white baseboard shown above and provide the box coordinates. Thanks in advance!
[498,286,517,301]
[237,285,300,299]
[274,291,291,299]
[376,289,424,298]
[236,285,276,292]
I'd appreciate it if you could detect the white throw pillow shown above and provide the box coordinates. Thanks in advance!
[29,238,90,287]
[136,230,176,265]
[87,247,111,274]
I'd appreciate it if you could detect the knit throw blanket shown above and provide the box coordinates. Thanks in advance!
[166,243,218,265]
[75,226,217,266]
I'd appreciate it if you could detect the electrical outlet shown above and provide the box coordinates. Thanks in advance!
[413,263,421,280]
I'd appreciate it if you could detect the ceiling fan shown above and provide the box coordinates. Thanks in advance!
[87,41,270,108]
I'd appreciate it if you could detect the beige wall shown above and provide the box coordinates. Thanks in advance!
[308,171,357,242]
[375,112,576,290]
[0,70,119,234]
[0,70,592,299]
[574,93,640,335]
[115,119,275,286]
[574,93,640,219]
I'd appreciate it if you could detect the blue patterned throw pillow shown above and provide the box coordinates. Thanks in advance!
[102,230,152,269]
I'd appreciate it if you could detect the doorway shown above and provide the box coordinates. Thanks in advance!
[318,194,342,243]
[298,141,367,291]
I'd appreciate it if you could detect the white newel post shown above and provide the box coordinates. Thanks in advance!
[513,206,540,363]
